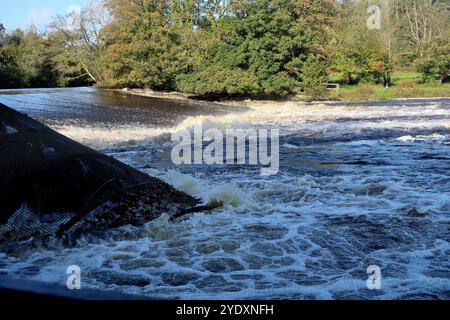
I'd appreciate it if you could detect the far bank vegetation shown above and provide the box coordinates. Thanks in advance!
[1,0,449,100]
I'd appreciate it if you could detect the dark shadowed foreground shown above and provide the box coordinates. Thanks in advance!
[0,103,203,243]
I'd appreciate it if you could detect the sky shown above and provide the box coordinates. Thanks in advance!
[0,0,89,31]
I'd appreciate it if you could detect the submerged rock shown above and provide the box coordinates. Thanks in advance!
[88,270,151,287]
[0,103,205,244]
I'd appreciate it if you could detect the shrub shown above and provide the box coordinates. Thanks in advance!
[300,56,329,99]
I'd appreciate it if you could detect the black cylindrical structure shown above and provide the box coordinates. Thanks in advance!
[0,103,200,241]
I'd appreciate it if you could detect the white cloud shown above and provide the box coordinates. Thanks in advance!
[27,6,54,29]
[66,5,82,30]
[66,5,81,15]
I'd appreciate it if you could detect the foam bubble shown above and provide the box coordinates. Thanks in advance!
[162,170,257,210]
[54,101,450,151]
[1,99,449,299]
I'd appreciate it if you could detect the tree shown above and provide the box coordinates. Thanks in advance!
[176,0,338,96]
[331,0,393,87]
[415,32,450,82]
[49,0,109,85]
[400,0,438,52]
[300,56,328,98]
[16,27,58,87]
[2,0,448,93]
[0,40,22,88]
[101,0,195,89]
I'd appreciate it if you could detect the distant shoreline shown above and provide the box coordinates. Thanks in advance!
[108,88,253,111]
[1,86,448,106]
[109,87,450,107]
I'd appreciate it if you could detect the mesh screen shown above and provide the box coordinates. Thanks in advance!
[0,103,200,243]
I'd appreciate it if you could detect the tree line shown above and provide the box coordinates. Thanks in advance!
[0,0,449,98]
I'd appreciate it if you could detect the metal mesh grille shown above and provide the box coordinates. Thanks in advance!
[0,103,201,243]
[0,206,74,241]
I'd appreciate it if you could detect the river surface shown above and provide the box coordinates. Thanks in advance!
[0,87,449,299]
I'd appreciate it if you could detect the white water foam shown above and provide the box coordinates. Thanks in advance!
[1,100,449,299]
[53,102,449,151]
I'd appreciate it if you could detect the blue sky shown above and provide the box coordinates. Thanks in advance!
[0,0,89,31]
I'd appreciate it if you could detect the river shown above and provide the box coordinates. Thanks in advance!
[0,87,449,299]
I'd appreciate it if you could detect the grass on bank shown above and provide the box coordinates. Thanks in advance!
[326,71,450,101]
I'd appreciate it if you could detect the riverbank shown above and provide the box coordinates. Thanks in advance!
[328,71,450,101]
[330,82,450,101]
[112,88,312,111]
[111,88,250,109]
[112,86,450,109]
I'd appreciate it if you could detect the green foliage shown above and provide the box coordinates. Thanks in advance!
[0,26,23,88]
[176,65,260,96]
[331,1,394,87]
[101,0,338,97]
[299,56,329,98]
[331,72,450,101]
[0,47,22,88]
[0,27,59,88]
[17,30,58,87]
[415,34,450,83]
[101,0,194,89]
[1,1,106,89]
[1,0,449,98]
[172,0,336,96]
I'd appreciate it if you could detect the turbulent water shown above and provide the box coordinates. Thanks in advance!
[0,87,449,299]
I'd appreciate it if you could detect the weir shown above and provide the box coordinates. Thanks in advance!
[0,103,205,242]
